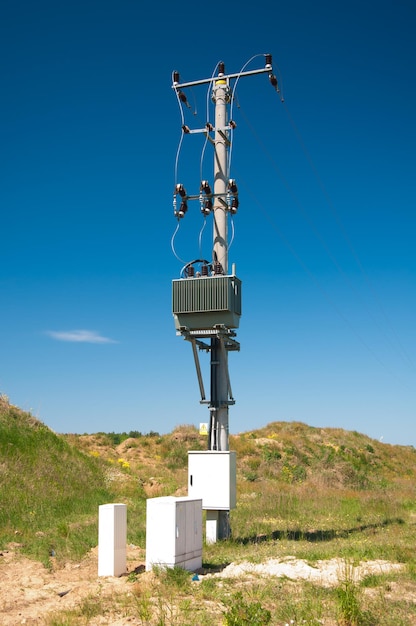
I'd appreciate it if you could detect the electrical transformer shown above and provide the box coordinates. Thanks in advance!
[172,275,241,331]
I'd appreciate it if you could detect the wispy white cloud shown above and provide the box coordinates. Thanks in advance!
[45,330,118,344]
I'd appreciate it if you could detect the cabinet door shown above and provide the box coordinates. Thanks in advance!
[191,500,202,554]
[175,501,186,557]
[184,500,195,554]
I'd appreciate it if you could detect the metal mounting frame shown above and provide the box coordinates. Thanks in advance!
[177,325,240,405]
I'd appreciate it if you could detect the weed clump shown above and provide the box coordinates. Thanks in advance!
[223,591,271,625]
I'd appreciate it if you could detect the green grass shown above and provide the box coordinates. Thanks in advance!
[2,399,416,624]
[0,398,115,564]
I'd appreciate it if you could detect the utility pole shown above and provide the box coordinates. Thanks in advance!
[211,66,230,456]
[171,55,278,541]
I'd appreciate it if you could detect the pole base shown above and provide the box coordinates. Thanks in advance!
[206,510,230,543]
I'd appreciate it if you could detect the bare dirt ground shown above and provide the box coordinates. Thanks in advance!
[0,543,145,625]
[0,543,406,625]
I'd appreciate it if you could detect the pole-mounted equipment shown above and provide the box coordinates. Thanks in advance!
[171,54,277,540]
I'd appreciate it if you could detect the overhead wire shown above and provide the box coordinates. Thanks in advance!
[281,100,414,370]
[228,54,264,178]
[234,84,413,381]
[228,215,235,251]
[172,66,225,266]
[170,221,186,264]
[237,174,414,391]
[231,63,414,372]
[238,103,366,286]
[169,56,413,399]
[180,60,238,262]
[198,218,207,259]
[171,55,280,268]
[172,70,200,265]
[172,70,187,187]
[199,63,219,182]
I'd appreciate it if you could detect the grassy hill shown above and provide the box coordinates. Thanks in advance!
[0,395,114,564]
[2,395,416,624]
[2,394,416,560]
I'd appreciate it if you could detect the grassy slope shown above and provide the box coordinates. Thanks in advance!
[2,395,416,563]
[0,396,114,564]
[2,398,416,624]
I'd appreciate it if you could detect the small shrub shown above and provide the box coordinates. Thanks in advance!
[336,578,362,625]
[262,446,282,463]
[336,561,374,625]
[223,591,271,625]
[163,441,188,470]
[153,565,191,591]
[281,463,306,483]
[244,471,258,482]
[199,577,218,598]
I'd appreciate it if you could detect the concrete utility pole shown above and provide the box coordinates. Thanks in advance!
[211,69,230,455]
[171,55,277,541]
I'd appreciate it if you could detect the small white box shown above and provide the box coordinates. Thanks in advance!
[146,496,202,572]
[98,503,127,577]
[188,451,236,510]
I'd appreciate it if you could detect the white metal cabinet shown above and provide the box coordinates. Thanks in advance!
[188,451,236,510]
[145,496,202,571]
[98,503,127,577]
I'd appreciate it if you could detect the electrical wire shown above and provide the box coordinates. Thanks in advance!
[173,71,198,187]
[170,221,186,264]
[228,215,235,251]
[172,71,212,266]
[172,70,186,126]
[280,100,414,370]
[172,73,186,188]
[206,63,219,121]
[228,54,264,177]
[238,177,414,390]
[174,132,185,191]
[198,63,220,182]
[199,134,209,183]
[235,95,414,379]
[198,217,207,258]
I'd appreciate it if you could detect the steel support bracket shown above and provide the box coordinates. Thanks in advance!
[177,326,239,405]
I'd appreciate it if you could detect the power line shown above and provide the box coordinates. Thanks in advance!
[235,97,414,373]
[281,100,414,370]
[238,179,414,391]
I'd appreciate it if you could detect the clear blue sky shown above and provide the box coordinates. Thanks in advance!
[1,0,415,445]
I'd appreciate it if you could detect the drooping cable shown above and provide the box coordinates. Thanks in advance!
[172,71,199,189]
[170,220,186,264]
[199,134,209,183]
[198,63,219,182]
[173,72,187,187]
[281,99,414,370]
[172,71,186,127]
[198,217,207,258]
[237,91,414,378]
[207,63,220,121]
[238,177,413,389]
[272,61,285,103]
[230,54,263,121]
[228,215,235,251]
[228,53,264,177]
[174,132,185,191]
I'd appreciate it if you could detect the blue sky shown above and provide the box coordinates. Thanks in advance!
[1,0,415,445]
